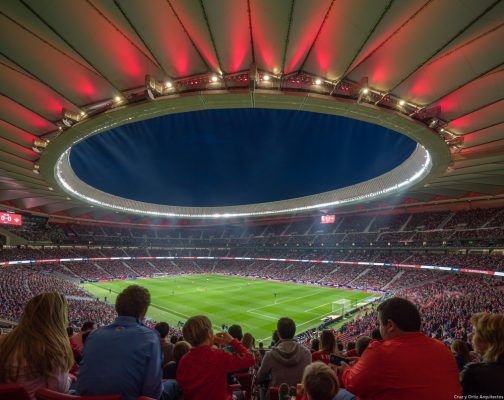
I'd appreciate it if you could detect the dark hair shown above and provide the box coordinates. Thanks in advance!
[170,335,178,344]
[81,321,96,332]
[277,317,296,339]
[155,322,170,339]
[319,330,335,353]
[371,328,382,340]
[337,342,344,352]
[346,342,355,351]
[228,324,243,341]
[311,338,320,351]
[115,285,150,319]
[82,330,92,345]
[66,326,74,337]
[377,297,421,332]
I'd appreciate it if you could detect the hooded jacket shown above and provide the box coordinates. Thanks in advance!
[256,339,312,387]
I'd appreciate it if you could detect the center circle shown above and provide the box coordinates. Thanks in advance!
[70,108,416,207]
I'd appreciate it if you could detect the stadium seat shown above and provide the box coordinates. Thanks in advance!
[0,383,31,400]
[35,388,122,400]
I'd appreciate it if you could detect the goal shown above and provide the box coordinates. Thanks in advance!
[332,299,352,316]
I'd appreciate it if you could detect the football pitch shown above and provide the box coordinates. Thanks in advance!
[82,274,375,341]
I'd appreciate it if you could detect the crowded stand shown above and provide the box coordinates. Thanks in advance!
[1,206,504,399]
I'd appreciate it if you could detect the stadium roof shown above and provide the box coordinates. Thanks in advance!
[0,0,503,225]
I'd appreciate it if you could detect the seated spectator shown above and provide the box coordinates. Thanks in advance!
[164,340,191,380]
[76,285,177,400]
[176,315,255,400]
[451,339,470,371]
[312,330,337,364]
[298,362,355,400]
[70,321,95,352]
[310,338,320,353]
[155,322,174,367]
[355,336,372,357]
[345,342,356,357]
[257,317,312,388]
[0,293,73,399]
[461,313,504,396]
[340,297,461,399]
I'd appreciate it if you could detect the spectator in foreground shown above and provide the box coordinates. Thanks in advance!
[461,312,504,396]
[76,285,178,400]
[176,315,255,400]
[299,362,355,400]
[155,322,174,367]
[451,339,471,371]
[164,340,191,380]
[312,330,337,364]
[257,317,312,388]
[0,293,73,399]
[340,297,461,399]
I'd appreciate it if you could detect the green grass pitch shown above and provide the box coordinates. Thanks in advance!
[82,274,375,342]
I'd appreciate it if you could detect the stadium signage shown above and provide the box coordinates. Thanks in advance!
[0,212,22,226]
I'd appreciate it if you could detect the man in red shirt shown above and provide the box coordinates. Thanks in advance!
[340,297,461,400]
[176,315,255,400]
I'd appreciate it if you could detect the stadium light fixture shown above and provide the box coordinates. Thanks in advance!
[398,99,406,106]
[315,79,322,85]
[263,74,270,81]
[211,75,218,82]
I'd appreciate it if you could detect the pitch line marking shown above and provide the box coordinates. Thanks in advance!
[246,290,326,313]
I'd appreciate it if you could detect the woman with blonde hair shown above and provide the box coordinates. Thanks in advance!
[0,293,73,399]
[461,312,504,396]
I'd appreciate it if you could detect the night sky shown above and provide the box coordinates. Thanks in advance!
[70,108,416,207]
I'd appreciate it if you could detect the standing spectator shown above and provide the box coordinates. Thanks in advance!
[257,317,312,388]
[155,322,174,366]
[0,293,73,399]
[76,285,177,400]
[176,315,255,400]
[461,313,504,396]
[340,297,461,399]
[312,330,337,364]
[242,332,261,367]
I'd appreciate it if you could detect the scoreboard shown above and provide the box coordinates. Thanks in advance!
[0,212,22,226]
[320,215,335,224]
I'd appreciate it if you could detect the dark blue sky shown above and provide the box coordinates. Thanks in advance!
[70,108,416,207]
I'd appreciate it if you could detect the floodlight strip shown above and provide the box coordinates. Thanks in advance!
[55,145,431,218]
[1,255,502,278]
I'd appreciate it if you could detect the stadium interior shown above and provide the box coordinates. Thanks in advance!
[0,1,503,399]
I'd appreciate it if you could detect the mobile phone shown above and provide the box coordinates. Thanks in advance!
[329,354,349,366]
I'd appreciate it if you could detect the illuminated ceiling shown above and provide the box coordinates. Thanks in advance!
[0,0,503,224]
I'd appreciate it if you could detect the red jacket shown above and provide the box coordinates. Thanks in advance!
[341,333,461,400]
[311,350,330,364]
[177,339,255,400]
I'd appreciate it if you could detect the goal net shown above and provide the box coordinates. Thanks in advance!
[332,299,352,316]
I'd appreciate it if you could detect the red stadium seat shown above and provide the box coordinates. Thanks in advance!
[35,388,122,400]
[0,384,31,400]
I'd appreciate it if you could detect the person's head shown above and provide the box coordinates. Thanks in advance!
[258,341,264,349]
[377,297,421,340]
[228,324,243,341]
[356,335,372,356]
[115,285,150,320]
[470,312,504,362]
[346,342,355,351]
[371,328,382,340]
[173,341,191,363]
[182,315,213,347]
[0,293,73,382]
[155,322,170,339]
[302,362,340,400]
[319,330,336,353]
[336,342,344,352]
[451,339,470,362]
[277,317,296,340]
[170,335,178,344]
[80,321,96,332]
[311,338,320,351]
[66,326,74,337]
[242,333,255,349]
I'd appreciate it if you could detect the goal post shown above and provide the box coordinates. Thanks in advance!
[332,299,352,316]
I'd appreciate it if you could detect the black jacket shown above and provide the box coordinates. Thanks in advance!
[460,354,504,396]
